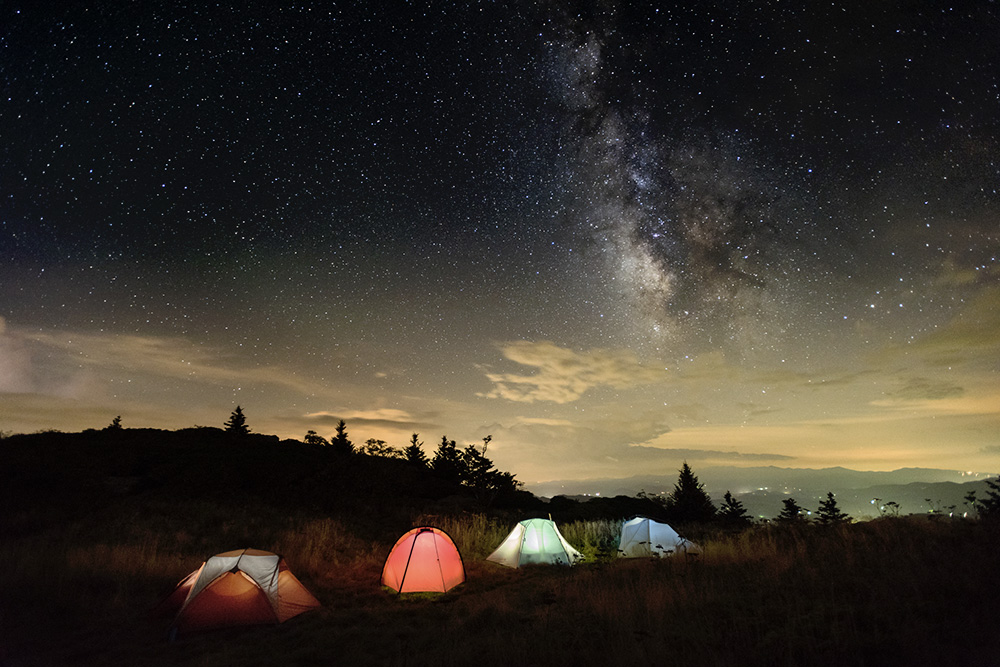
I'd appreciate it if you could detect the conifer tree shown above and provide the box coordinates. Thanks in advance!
[664,462,716,524]
[430,435,465,484]
[330,419,354,455]
[224,405,250,435]
[718,490,752,527]
[777,497,807,522]
[816,492,851,525]
[403,433,429,467]
[974,476,1000,519]
[457,436,518,508]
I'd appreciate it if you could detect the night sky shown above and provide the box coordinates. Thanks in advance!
[2,2,998,485]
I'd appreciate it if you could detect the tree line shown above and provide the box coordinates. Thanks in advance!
[639,462,855,527]
[216,407,1000,523]
[652,461,1000,526]
[220,407,522,508]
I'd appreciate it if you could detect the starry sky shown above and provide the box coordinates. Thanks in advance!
[2,1,998,485]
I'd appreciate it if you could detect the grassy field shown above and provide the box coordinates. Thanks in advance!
[2,496,998,667]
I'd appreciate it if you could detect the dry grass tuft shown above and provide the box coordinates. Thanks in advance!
[2,510,998,667]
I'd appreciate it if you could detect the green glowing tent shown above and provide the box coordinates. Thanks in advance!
[486,518,583,567]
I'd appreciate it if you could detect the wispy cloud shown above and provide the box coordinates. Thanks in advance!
[511,416,576,427]
[480,408,798,483]
[870,391,1000,417]
[888,377,964,401]
[626,444,795,462]
[0,318,36,394]
[480,341,667,403]
[300,408,442,433]
[899,286,1000,365]
[4,326,328,398]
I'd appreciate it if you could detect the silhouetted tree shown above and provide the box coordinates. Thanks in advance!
[330,419,353,455]
[664,462,716,524]
[362,438,402,458]
[816,492,851,525]
[403,433,429,467]
[975,477,1000,520]
[459,435,519,508]
[105,416,123,431]
[304,430,329,446]
[224,406,250,436]
[776,497,807,522]
[963,490,979,518]
[430,435,465,484]
[462,437,492,486]
[718,490,752,527]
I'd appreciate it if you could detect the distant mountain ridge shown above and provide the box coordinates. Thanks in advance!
[3,429,994,525]
[528,465,997,520]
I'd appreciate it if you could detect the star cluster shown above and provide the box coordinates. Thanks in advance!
[2,2,998,482]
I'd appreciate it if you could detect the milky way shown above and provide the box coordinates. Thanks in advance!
[2,2,998,482]
[540,3,998,366]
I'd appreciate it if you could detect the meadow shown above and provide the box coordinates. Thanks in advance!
[3,500,999,667]
[2,430,998,666]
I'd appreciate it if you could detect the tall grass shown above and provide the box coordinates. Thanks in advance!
[410,512,511,560]
[2,510,998,667]
[557,519,622,560]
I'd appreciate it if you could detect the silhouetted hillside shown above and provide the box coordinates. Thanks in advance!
[1,428,729,540]
[0,427,545,537]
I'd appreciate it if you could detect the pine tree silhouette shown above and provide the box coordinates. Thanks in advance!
[330,419,354,455]
[816,492,851,524]
[403,433,429,467]
[777,497,807,522]
[430,435,465,484]
[664,462,716,524]
[977,477,1000,519]
[224,406,250,435]
[718,490,752,527]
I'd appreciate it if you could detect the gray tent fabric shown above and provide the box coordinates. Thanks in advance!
[618,517,702,557]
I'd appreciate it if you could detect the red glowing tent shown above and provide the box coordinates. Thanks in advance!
[381,527,465,593]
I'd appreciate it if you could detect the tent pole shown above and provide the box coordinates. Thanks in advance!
[397,532,420,595]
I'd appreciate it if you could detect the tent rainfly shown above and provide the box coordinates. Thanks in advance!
[381,526,466,593]
[157,548,320,634]
[618,517,702,558]
[486,518,583,568]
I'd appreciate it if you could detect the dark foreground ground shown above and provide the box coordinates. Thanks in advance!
[2,429,999,666]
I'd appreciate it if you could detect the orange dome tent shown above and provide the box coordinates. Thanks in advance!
[157,548,320,634]
[381,527,466,593]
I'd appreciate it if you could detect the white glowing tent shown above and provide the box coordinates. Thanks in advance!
[618,517,702,558]
[486,518,583,567]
